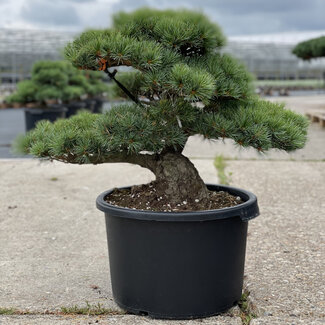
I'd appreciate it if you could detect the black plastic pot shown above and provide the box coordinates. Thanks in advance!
[82,98,104,114]
[84,98,96,112]
[24,105,67,131]
[65,101,86,118]
[96,184,259,319]
[92,98,104,113]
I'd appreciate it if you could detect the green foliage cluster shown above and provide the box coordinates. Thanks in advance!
[5,80,38,104]
[214,155,232,185]
[292,36,325,60]
[0,308,18,315]
[6,61,108,105]
[19,8,308,163]
[113,8,226,53]
[84,70,109,97]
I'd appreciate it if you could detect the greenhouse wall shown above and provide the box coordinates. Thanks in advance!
[0,28,325,85]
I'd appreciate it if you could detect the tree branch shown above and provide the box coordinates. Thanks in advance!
[49,152,158,174]
[104,68,143,107]
[102,152,158,173]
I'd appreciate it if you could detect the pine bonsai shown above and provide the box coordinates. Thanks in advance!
[62,67,87,103]
[84,71,109,98]
[5,80,38,105]
[17,8,309,207]
[6,61,106,107]
[6,61,68,106]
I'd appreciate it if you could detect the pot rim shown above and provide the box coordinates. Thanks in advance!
[66,101,87,108]
[24,106,67,113]
[96,184,259,222]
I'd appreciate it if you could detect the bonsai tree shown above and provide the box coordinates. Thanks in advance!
[5,80,38,106]
[84,70,109,98]
[17,8,308,206]
[5,61,101,107]
[6,61,68,107]
[293,35,325,60]
[61,63,88,103]
[83,71,109,113]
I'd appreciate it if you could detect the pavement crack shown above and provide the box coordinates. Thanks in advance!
[0,305,126,317]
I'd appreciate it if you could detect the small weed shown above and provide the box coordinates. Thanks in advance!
[50,177,58,181]
[238,291,257,325]
[60,302,123,316]
[214,155,232,185]
[0,308,18,315]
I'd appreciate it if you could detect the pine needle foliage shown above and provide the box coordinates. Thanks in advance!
[292,36,325,60]
[18,8,308,164]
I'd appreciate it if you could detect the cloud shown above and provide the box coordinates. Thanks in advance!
[21,0,81,28]
[200,0,307,15]
[109,0,325,35]
[0,0,324,35]
[64,0,96,2]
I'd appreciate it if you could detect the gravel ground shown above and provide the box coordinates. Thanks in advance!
[228,160,325,320]
[250,317,325,325]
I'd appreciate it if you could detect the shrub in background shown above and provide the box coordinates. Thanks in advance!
[293,36,325,60]
[5,61,108,107]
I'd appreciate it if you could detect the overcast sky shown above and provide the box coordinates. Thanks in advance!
[0,0,324,36]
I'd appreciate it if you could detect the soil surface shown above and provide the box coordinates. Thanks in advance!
[105,182,243,212]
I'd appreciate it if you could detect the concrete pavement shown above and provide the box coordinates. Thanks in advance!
[0,158,324,324]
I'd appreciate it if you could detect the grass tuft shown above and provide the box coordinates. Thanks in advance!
[60,302,123,316]
[0,308,18,315]
[238,291,258,325]
[214,155,232,185]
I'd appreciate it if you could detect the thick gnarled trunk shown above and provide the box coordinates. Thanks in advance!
[98,151,209,204]
[149,152,209,204]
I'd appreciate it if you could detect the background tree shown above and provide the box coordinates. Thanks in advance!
[6,61,107,106]
[84,71,109,98]
[292,36,325,60]
[293,35,325,85]
[6,61,67,105]
[17,8,308,204]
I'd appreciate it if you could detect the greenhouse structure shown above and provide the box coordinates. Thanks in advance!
[0,28,325,86]
[0,28,74,85]
[227,31,325,80]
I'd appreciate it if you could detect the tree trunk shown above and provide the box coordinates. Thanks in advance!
[150,152,209,204]
[101,151,209,204]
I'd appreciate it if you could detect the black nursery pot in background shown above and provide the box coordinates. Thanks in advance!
[65,101,86,118]
[92,98,104,113]
[96,184,259,319]
[24,105,67,132]
[84,98,96,113]
[84,98,104,114]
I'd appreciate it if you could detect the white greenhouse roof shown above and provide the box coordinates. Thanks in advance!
[0,28,75,54]
[229,30,325,45]
[0,28,324,80]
